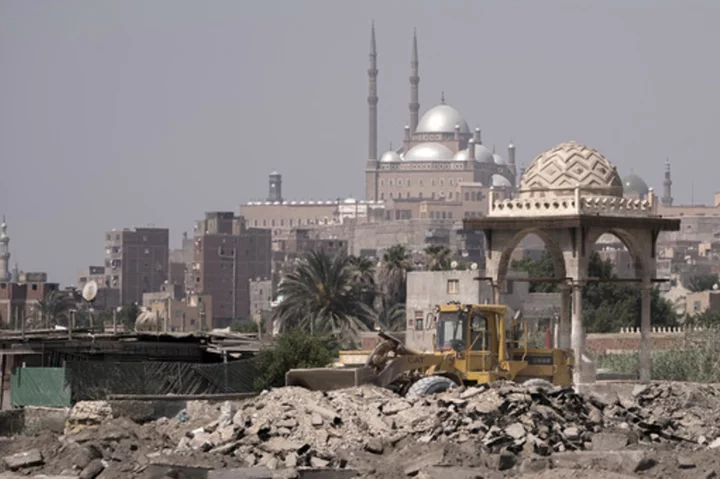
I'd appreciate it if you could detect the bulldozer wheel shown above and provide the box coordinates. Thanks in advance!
[406,376,458,398]
[522,378,554,390]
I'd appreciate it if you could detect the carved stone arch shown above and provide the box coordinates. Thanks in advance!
[496,228,567,285]
[584,228,649,281]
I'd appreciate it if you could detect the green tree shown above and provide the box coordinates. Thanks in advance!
[380,244,413,305]
[510,251,557,293]
[117,303,141,331]
[686,309,720,328]
[253,329,336,391]
[274,251,377,344]
[424,245,453,271]
[377,302,406,332]
[687,274,720,292]
[231,318,259,333]
[36,290,76,328]
[349,255,377,309]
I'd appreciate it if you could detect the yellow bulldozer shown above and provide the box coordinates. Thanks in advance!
[285,303,574,397]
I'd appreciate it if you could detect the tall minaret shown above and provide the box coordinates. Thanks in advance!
[0,216,10,282]
[409,28,420,134]
[366,21,379,201]
[662,158,673,206]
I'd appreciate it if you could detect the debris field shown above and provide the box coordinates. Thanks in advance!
[3,381,720,478]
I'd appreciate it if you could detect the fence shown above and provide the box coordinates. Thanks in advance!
[11,368,72,407]
[10,359,259,406]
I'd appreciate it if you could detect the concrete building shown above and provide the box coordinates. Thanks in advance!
[685,290,720,316]
[404,269,561,351]
[104,227,169,306]
[191,213,271,328]
[147,293,213,332]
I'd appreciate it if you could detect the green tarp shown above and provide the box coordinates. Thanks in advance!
[11,367,71,407]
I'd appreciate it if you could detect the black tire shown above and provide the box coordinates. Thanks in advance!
[522,378,554,390]
[406,376,458,398]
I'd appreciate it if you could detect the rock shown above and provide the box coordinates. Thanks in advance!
[382,399,411,415]
[217,425,238,445]
[70,445,101,469]
[232,410,245,426]
[189,431,215,451]
[591,432,629,451]
[634,457,657,472]
[3,449,44,470]
[210,441,241,455]
[218,401,236,427]
[497,451,516,471]
[284,452,298,468]
[678,456,696,469]
[79,459,105,479]
[261,437,304,454]
[709,437,720,449]
[505,423,526,440]
[632,384,649,397]
[364,439,384,455]
[266,457,279,470]
[563,427,580,441]
[310,413,323,427]
[310,457,329,468]
[275,418,297,429]
[520,457,550,474]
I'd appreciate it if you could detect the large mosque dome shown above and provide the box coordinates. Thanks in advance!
[622,173,649,197]
[380,150,401,163]
[404,142,454,162]
[416,104,470,134]
[519,141,623,197]
[451,142,494,163]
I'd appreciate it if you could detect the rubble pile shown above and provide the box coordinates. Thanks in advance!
[170,381,705,469]
[624,383,720,445]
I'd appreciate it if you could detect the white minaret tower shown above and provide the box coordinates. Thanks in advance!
[0,216,10,282]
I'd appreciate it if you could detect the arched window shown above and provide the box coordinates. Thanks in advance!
[465,192,470,201]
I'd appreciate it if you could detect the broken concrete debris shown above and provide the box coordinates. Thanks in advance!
[4,381,720,477]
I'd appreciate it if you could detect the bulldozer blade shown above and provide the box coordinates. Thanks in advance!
[285,366,378,391]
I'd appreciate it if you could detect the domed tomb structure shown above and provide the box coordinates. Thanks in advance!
[623,173,649,199]
[519,141,623,198]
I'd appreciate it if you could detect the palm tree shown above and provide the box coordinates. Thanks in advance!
[424,245,453,271]
[349,255,377,309]
[377,302,406,332]
[380,244,413,305]
[35,290,75,328]
[274,251,377,343]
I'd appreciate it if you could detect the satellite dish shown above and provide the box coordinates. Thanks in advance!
[451,261,458,270]
[470,262,478,270]
[714,283,719,291]
[82,280,98,303]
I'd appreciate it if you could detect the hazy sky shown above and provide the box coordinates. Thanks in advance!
[1,0,719,285]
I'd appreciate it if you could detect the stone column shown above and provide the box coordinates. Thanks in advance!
[558,283,571,349]
[639,284,652,382]
[492,282,501,305]
[571,281,585,384]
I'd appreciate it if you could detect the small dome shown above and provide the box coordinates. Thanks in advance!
[622,173,649,197]
[380,150,401,163]
[404,142,453,162]
[416,104,470,134]
[452,144,494,163]
[493,153,506,165]
[474,144,494,164]
[520,141,622,197]
[492,175,513,188]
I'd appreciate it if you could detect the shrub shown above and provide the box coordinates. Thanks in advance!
[253,329,336,391]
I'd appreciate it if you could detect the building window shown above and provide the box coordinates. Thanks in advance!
[380,192,385,200]
[407,179,411,187]
[298,218,302,226]
[471,192,476,201]
[289,219,294,226]
[271,219,275,227]
[406,192,410,199]
[448,192,453,200]
[390,192,394,199]
[390,179,394,186]
[431,179,436,186]
[465,192,470,201]
[143,235,148,242]
[415,311,424,330]
[254,219,258,227]
[694,301,701,312]
[450,179,454,186]
[419,179,423,186]
[144,248,150,255]
[448,212,453,219]
[398,179,403,186]
[262,219,267,227]
[440,179,444,186]
[280,219,284,226]
[447,279,460,294]
[431,192,436,199]
[418,192,423,199]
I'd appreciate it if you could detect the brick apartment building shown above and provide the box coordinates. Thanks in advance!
[103,227,169,306]
[191,212,271,328]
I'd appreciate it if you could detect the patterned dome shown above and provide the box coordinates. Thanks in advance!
[520,141,622,197]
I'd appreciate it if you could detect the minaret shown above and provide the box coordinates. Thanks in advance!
[662,158,673,206]
[366,21,379,201]
[0,216,10,282]
[409,28,420,134]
